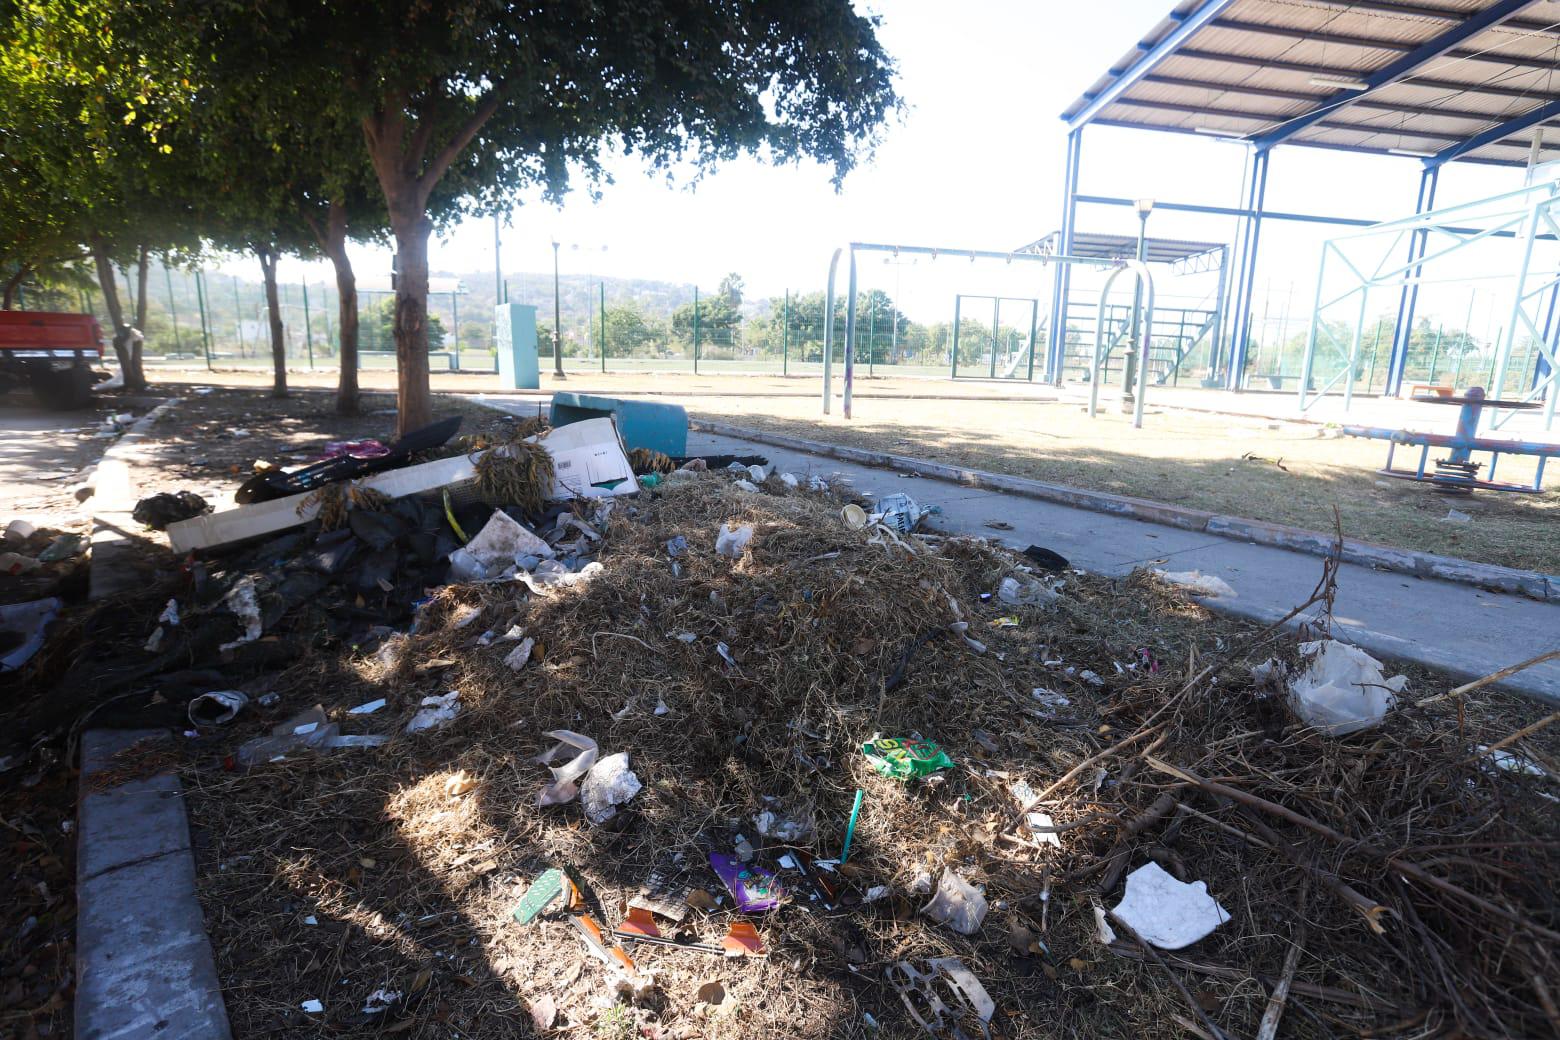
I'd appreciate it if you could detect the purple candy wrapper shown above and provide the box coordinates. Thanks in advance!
[709,852,785,912]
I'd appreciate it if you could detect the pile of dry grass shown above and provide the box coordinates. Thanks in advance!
[181,473,1558,1040]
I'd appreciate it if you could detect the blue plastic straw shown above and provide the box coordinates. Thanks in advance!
[841,788,865,862]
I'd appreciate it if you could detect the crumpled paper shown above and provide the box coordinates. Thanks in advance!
[1111,862,1229,949]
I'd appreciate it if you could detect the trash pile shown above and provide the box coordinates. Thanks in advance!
[33,417,1560,1039]
[0,518,87,670]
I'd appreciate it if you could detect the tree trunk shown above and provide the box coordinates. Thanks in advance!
[257,246,288,398]
[133,245,149,331]
[389,204,433,435]
[131,245,148,380]
[91,238,146,389]
[325,201,360,416]
[2,265,30,309]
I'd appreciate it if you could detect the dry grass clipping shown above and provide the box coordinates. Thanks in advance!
[473,439,555,515]
[628,447,676,475]
[181,475,1560,1040]
[297,482,391,531]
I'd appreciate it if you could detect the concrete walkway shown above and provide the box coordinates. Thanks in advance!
[686,427,1560,704]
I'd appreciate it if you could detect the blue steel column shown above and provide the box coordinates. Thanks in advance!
[1225,148,1270,390]
[1047,128,1082,384]
[1384,165,1440,397]
[1207,245,1229,378]
[1531,282,1558,393]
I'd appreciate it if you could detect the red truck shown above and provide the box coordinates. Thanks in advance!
[0,311,107,409]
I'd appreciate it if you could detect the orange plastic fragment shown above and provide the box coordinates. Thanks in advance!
[721,922,765,958]
[618,906,662,938]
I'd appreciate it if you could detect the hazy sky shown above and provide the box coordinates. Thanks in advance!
[259,1,1536,329]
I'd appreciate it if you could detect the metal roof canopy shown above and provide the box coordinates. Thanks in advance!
[1064,0,1560,167]
[1019,230,1225,266]
[1045,0,1560,398]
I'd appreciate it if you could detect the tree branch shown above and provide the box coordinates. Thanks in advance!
[418,83,509,200]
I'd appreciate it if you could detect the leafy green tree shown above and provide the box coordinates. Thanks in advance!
[603,305,654,357]
[718,272,745,309]
[189,0,899,432]
[1,0,204,388]
[672,291,741,347]
[367,296,445,352]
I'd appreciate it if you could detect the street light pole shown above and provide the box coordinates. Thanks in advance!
[551,239,565,378]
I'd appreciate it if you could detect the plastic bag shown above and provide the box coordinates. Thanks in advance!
[406,690,462,733]
[1288,639,1406,736]
[998,573,1058,607]
[921,869,988,935]
[862,736,953,780]
[715,523,754,557]
[580,751,641,824]
[1154,569,1237,598]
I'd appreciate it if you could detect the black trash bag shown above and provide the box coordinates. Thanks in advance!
[132,491,211,530]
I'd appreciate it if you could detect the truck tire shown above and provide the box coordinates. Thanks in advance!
[31,365,94,410]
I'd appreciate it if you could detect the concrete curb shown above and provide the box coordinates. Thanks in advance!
[75,729,231,1039]
[87,399,182,601]
[688,418,1560,603]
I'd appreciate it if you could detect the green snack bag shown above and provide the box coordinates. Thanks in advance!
[862,737,953,780]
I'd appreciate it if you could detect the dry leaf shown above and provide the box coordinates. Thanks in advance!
[528,994,557,1031]
[685,889,719,911]
[409,968,433,993]
[444,772,477,798]
[360,856,376,868]
[696,979,726,1006]
[1008,921,1041,956]
[1069,957,1090,972]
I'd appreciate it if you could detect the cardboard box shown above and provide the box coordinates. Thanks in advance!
[167,416,635,553]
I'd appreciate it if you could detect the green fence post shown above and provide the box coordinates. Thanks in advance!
[232,275,244,357]
[195,269,213,370]
[451,289,460,371]
[301,280,314,369]
[1427,322,1444,382]
[282,282,295,357]
[163,262,183,354]
[782,289,789,375]
[951,295,962,379]
[693,285,700,375]
[321,283,333,348]
[869,293,876,377]
[990,298,1001,379]
[599,282,607,373]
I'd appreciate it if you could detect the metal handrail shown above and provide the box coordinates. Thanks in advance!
[1089,260,1155,429]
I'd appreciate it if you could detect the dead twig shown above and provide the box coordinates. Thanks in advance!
[1255,888,1307,1040]
[1108,912,1236,1040]
[1415,649,1560,708]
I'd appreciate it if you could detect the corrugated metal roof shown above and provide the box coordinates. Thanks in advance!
[1017,231,1226,264]
[1063,0,1560,165]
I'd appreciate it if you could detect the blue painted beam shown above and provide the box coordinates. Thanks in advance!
[1047,129,1083,383]
[1427,96,1560,166]
[1248,0,1542,152]
[1225,149,1270,389]
[1064,0,1240,131]
[1385,166,1440,396]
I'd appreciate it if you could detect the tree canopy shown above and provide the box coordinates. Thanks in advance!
[3,0,899,423]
